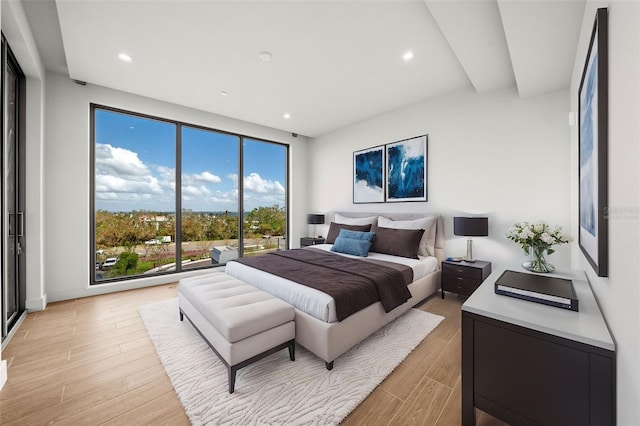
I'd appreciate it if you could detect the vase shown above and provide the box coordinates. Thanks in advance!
[522,245,555,273]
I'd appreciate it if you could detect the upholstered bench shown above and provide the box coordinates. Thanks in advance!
[178,272,295,393]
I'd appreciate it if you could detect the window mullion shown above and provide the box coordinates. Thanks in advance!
[175,124,182,272]
[238,136,244,258]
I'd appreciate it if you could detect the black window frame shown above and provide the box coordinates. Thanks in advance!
[90,103,289,285]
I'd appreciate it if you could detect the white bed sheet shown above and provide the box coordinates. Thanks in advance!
[224,244,438,323]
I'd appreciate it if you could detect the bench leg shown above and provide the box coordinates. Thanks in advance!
[325,361,334,370]
[228,366,237,394]
[288,341,295,361]
[179,311,184,321]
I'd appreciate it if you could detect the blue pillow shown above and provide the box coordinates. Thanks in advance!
[331,236,371,257]
[337,228,376,242]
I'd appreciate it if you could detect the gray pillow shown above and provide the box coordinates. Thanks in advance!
[369,224,425,259]
[378,215,438,257]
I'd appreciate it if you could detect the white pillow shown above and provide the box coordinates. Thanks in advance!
[334,213,378,226]
[378,215,438,257]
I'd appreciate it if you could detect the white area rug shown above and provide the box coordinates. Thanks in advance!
[140,298,443,425]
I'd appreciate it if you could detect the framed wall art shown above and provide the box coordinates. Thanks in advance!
[353,145,385,203]
[578,8,608,277]
[386,135,427,202]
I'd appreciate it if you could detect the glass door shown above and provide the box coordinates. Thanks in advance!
[2,36,26,341]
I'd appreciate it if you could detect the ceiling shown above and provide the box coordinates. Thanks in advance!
[23,0,585,138]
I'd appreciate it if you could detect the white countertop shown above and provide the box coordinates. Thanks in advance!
[462,266,615,351]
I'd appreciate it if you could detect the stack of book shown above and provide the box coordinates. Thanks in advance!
[494,270,579,311]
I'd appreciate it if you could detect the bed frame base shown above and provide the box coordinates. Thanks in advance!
[294,268,441,369]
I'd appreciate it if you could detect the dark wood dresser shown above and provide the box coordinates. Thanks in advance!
[461,267,615,425]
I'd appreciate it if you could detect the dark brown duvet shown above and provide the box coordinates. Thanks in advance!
[233,248,413,321]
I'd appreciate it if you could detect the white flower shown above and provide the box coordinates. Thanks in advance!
[540,232,555,245]
[520,227,534,239]
[506,221,572,253]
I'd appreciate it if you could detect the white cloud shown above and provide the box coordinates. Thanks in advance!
[96,143,150,177]
[95,174,163,194]
[223,172,284,208]
[190,171,222,184]
[95,144,165,196]
[182,184,212,198]
[95,145,284,212]
[244,172,285,194]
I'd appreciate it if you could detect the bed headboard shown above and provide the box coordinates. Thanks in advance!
[333,212,445,264]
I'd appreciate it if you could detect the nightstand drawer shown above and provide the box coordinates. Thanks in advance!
[442,263,483,280]
[442,274,481,296]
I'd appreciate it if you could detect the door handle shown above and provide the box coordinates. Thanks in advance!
[8,212,14,237]
[17,212,24,237]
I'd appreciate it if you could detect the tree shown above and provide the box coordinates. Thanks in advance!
[181,210,200,242]
[246,205,286,237]
[110,252,138,277]
[208,211,239,242]
[96,210,155,251]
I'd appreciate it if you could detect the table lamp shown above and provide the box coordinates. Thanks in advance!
[307,214,325,238]
[453,217,488,263]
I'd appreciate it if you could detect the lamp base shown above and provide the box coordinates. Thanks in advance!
[464,239,475,262]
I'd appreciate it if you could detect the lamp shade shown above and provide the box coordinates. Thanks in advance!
[307,214,325,225]
[453,217,488,237]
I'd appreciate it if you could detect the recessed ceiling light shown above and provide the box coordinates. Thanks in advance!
[259,51,273,62]
[118,52,133,63]
[283,113,291,119]
[220,91,229,96]
[403,51,414,61]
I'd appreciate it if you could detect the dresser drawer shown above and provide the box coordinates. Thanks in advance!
[442,273,481,296]
[442,263,483,280]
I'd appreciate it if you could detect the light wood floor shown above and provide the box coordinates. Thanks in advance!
[0,284,504,425]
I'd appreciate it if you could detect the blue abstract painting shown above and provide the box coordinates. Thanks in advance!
[580,49,598,236]
[353,146,384,203]
[578,8,608,277]
[386,135,427,202]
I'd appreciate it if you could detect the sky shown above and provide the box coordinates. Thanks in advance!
[94,109,286,212]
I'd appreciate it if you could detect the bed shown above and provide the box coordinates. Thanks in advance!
[225,212,444,369]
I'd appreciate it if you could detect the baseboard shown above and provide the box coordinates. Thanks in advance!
[25,293,47,312]
[46,269,213,303]
[0,359,7,391]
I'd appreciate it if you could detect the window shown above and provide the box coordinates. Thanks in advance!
[242,139,288,255]
[91,105,288,283]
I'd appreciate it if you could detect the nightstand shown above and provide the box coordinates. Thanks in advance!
[441,260,491,299]
[300,237,325,247]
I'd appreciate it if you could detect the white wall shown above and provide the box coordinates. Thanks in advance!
[309,86,571,270]
[569,2,640,424]
[44,71,309,303]
[1,0,47,388]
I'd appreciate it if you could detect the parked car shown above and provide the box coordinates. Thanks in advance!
[102,257,118,269]
[95,261,101,270]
